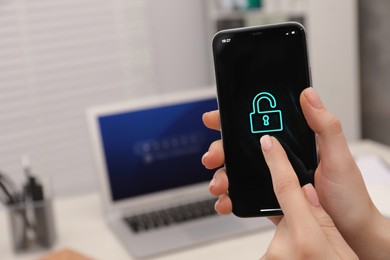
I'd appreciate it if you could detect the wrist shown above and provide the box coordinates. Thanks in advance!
[343,204,390,259]
[366,211,390,259]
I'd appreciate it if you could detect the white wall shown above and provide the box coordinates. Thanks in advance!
[359,0,390,145]
[307,0,361,141]
[147,0,212,92]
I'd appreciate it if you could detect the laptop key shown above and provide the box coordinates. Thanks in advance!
[123,198,218,233]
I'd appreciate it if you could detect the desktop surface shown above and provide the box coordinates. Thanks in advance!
[1,139,390,260]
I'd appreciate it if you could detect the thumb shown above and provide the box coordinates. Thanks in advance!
[300,87,354,171]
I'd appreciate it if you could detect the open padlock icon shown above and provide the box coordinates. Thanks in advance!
[249,92,283,134]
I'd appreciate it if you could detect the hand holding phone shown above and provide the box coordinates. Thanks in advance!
[212,22,317,217]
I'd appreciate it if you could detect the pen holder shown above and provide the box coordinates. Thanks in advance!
[7,199,56,253]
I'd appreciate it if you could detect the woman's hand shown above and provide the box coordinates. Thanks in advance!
[202,87,390,259]
[259,135,357,259]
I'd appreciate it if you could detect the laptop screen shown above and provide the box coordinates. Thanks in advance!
[98,97,219,202]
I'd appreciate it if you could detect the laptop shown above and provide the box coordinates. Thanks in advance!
[86,88,272,258]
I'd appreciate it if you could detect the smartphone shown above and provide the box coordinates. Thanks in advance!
[212,22,318,217]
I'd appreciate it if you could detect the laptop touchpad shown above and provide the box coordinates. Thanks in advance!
[185,217,244,240]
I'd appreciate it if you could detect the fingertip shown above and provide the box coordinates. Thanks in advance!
[202,110,221,131]
[202,151,216,170]
[201,151,209,163]
[202,111,211,129]
[302,87,323,109]
[202,140,224,170]
[301,88,346,139]
[202,111,209,125]
[215,194,232,215]
[300,88,323,124]
[209,168,229,196]
[209,177,216,193]
[302,183,320,207]
[260,135,272,152]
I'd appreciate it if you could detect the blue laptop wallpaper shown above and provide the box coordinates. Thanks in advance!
[98,97,220,202]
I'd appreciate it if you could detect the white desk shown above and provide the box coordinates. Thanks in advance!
[1,140,390,260]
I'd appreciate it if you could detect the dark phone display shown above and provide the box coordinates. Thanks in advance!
[213,23,317,217]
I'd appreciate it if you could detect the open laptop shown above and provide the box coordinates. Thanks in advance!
[86,88,272,258]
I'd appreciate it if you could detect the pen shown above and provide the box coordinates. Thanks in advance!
[0,172,18,205]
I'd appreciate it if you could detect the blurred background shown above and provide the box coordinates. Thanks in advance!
[0,0,388,198]
[359,1,390,147]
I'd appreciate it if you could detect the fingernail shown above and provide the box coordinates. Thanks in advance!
[260,135,272,151]
[214,198,220,212]
[209,177,216,190]
[303,183,320,207]
[304,87,323,109]
[202,112,209,119]
[201,151,209,165]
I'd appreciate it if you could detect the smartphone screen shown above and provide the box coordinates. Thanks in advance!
[212,23,317,217]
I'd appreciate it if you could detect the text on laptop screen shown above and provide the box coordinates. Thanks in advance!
[98,98,219,202]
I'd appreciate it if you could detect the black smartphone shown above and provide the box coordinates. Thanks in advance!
[212,22,318,217]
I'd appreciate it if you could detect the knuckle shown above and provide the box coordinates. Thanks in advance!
[316,212,336,229]
[214,167,226,177]
[264,251,280,260]
[274,178,298,198]
[299,249,319,259]
[211,139,222,149]
[210,168,229,196]
[264,245,283,260]
[215,194,232,215]
[295,240,321,259]
[327,115,343,135]
[213,168,228,186]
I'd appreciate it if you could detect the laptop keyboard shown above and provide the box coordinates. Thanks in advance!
[123,198,218,233]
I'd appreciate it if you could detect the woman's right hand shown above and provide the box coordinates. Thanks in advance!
[202,87,390,259]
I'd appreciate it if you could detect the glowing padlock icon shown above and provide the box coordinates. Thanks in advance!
[249,92,283,134]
